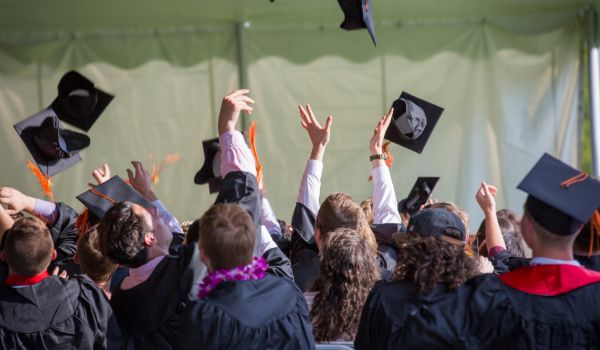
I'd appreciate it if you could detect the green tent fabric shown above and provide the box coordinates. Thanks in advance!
[0,0,598,229]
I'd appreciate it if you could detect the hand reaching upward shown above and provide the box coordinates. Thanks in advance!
[298,104,333,161]
[218,89,255,135]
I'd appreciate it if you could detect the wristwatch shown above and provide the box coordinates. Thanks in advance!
[369,153,388,161]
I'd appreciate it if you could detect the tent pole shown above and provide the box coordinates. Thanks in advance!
[236,21,250,131]
[587,7,600,176]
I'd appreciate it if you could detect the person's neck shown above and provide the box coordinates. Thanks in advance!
[532,246,575,261]
[96,280,112,299]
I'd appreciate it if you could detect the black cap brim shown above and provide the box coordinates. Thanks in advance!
[337,0,376,46]
[518,153,600,235]
[76,176,155,220]
[194,138,223,193]
[385,92,444,154]
[14,109,83,177]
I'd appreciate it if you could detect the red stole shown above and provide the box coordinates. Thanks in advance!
[5,271,50,287]
[500,264,600,296]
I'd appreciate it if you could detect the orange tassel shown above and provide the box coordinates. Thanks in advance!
[150,153,182,184]
[75,209,89,235]
[26,161,54,202]
[589,211,600,257]
[248,121,264,189]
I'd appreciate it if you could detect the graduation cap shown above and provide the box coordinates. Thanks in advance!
[14,109,90,177]
[194,138,223,194]
[337,0,377,46]
[50,71,114,132]
[398,177,440,215]
[76,175,155,220]
[518,153,600,236]
[384,92,444,154]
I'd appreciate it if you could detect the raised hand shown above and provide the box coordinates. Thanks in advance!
[218,89,255,135]
[298,104,333,161]
[370,107,394,155]
[0,187,35,215]
[475,182,498,215]
[90,163,111,186]
[127,161,157,201]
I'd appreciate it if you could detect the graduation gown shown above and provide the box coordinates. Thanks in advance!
[356,265,600,349]
[490,249,600,274]
[0,275,113,350]
[180,274,316,350]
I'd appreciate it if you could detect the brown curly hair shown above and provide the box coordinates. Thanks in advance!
[393,231,479,294]
[310,228,379,341]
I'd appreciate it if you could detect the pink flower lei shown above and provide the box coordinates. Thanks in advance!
[198,256,268,299]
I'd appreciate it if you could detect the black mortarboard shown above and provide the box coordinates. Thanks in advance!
[384,92,444,154]
[194,138,223,194]
[76,175,155,220]
[518,153,600,236]
[50,71,114,132]
[14,108,90,177]
[337,0,377,46]
[398,177,440,215]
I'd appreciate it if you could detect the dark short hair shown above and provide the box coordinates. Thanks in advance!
[98,202,149,268]
[78,225,118,283]
[4,217,54,276]
[198,203,255,270]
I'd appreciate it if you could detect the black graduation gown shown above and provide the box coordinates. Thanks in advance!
[575,254,600,272]
[490,250,600,274]
[109,243,197,350]
[180,274,316,350]
[0,275,113,350]
[356,266,600,349]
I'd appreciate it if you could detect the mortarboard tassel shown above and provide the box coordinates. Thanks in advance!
[368,141,394,182]
[75,209,89,235]
[248,121,264,189]
[151,153,182,184]
[589,211,600,257]
[26,161,54,202]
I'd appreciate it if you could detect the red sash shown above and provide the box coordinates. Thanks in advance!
[500,264,600,296]
[5,271,50,286]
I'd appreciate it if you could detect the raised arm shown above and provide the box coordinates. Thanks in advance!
[0,204,14,239]
[475,182,505,254]
[296,104,332,215]
[369,108,402,224]
[0,187,57,224]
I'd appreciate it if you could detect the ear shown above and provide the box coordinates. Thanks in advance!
[51,249,57,261]
[200,248,212,271]
[143,232,156,246]
[73,252,79,264]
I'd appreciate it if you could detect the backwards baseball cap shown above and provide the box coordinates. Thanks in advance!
[407,208,467,244]
[194,138,222,194]
[385,92,444,154]
[337,0,377,46]
[50,71,114,132]
[518,153,600,236]
[14,109,90,177]
[398,177,440,215]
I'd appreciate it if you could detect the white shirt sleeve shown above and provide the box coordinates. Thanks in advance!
[258,225,278,255]
[152,200,183,234]
[219,130,256,177]
[296,159,323,215]
[371,165,402,224]
[261,197,282,238]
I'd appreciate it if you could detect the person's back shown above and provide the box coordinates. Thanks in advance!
[180,203,315,350]
[0,217,112,350]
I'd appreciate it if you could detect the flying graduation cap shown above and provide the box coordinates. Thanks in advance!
[194,138,223,194]
[385,92,444,154]
[337,0,377,46]
[14,109,90,177]
[50,71,114,132]
[398,177,440,215]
